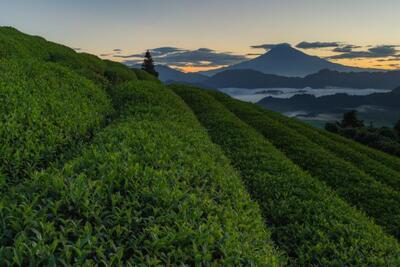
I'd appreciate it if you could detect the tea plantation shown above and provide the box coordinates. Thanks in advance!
[1,27,400,265]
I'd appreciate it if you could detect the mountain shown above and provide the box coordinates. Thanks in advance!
[203,69,303,88]
[199,43,379,77]
[257,86,400,113]
[156,65,208,83]
[390,86,400,94]
[203,68,400,89]
[304,69,400,89]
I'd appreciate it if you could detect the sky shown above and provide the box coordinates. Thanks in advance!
[1,0,400,72]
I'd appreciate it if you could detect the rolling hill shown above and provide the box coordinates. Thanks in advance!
[2,27,400,266]
[200,43,378,77]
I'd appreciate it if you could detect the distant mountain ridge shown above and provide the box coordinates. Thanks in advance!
[128,44,387,86]
[202,69,400,90]
[156,65,208,83]
[199,43,380,77]
[257,86,400,113]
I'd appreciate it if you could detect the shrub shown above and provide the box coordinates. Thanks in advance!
[322,123,400,173]
[333,134,400,172]
[132,68,160,82]
[45,47,110,87]
[254,106,400,191]
[171,84,400,266]
[0,59,113,185]
[103,60,137,85]
[325,117,400,158]
[0,27,49,59]
[0,81,281,266]
[0,26,138,87]
[207,90,400,239]
[341,110,364,128]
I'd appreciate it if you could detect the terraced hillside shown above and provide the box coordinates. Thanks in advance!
[1,27,400,265]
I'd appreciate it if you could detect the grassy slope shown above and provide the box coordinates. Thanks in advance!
[172,84,400,266]
[1,27,281,265]
[0,59,113,186]
[208,90,400,239]
[0,78,281,265]
[0,27,158,187]
[0,27,155,86]
[319,127,400,173]
[256,108,400,191]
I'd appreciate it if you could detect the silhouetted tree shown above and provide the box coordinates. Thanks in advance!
[142,50,158,77]
[325,122,340,133]
[341,110,364,128]
[395,120,400,135]
[368,121,374,129]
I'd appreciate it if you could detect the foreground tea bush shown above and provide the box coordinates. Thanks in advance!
[0,27,142,87]
[103,60,138,85]
[208,90,400,239]
[171,84,400,266]
[0,59,112,184]
[132,68,160,82]
[0,81,280,266]
[259,109,400,191]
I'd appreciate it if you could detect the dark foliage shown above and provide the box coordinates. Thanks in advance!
[326,112,400,157]
[395,120,400,135]
[341,110,364,128]
[141,50,159,77]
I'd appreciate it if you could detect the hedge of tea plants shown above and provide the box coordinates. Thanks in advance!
[320,127,400,173]
[132,68,160,83]
[0,81,281,266]
[0,27,154,87]
[0,59,113,185]
[171,84,400,266]
[208,90,400,239]
[257,108,400,191]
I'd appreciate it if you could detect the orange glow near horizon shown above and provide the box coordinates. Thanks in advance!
[171,65,229,73]
[172,58,400,73]
[332,58,399,70]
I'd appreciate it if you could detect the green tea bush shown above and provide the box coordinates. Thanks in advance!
[171,84,400,266]
[0,59,113,184]
[258,108,400,191]
[0,27,49,59]
[0,27,141,87]
[46,48,110,86]
[208,90,400,239]
[103,60,137,85]
[0,81,280,266]
[132,68,160,82]
[321,128,400,173]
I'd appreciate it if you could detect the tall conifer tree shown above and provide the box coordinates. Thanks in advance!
[142,50,158,77]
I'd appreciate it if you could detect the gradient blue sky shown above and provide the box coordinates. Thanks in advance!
[1,0,399,71]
